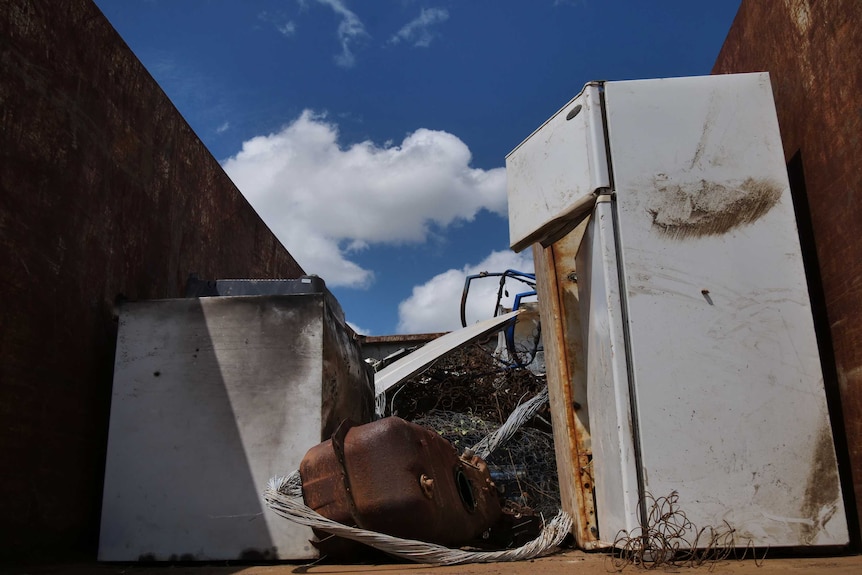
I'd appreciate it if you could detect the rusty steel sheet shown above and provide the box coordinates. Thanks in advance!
[532,220,598,549]
[300,417,502,555]
[1,0,307,557]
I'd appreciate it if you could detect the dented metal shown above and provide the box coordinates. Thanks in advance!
[300,417,503,554]
[374,310,520,396]
[510,73,850,549]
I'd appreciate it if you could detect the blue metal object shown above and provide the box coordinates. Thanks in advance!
[459,270,538,367]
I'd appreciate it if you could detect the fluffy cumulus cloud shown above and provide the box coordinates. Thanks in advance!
[397,250,535,334]
[222,110,507,288]
[390,7,449,47]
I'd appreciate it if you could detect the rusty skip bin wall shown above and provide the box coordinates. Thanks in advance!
[0,0,305,559]
[713,0,862,544]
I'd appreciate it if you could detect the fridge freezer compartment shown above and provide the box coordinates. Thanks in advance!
[506,83,609,253]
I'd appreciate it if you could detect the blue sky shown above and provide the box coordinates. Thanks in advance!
[93,0,741,335]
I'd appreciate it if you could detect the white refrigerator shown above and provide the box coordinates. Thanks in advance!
[506,73,849,548]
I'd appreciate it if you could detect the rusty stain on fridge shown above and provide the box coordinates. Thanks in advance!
[532,218,599,548]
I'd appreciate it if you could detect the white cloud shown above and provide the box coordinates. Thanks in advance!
[221,110,507,288]
[315,0,368,67]
[396,250,535,334]
[347,321,369,335]
[391,7,449,47]
[258,11,297,37]
[277,21,297,37]
[216,121,230,134]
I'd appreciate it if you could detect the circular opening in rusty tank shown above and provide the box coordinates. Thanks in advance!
[455,467,476,512]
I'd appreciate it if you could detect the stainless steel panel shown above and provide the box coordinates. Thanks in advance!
[99,294,374,561]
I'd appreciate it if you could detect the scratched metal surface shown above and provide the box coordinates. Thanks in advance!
[100,295,374,561]
[603,73,847,546]
[713,0,862,545]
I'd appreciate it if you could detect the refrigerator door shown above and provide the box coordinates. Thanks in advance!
[506,83,609,252]
[599,73,848,547]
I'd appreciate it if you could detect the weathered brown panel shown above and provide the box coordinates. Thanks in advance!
[714,0,862,544]
[533,219,598,548]
[0,0,304,559]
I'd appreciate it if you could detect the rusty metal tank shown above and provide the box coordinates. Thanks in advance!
[300,417,502,552]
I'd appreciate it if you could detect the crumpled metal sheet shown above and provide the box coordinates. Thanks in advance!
[374,310,520,396]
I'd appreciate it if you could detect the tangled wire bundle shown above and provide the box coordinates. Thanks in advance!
[263,342,568,566]
[386,344,546,423]
[264,472,573,565]
[608,491,766,571]
[413,409,560,518]
[384,343,559,518]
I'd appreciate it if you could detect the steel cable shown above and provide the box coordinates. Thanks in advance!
[264,472,571,565]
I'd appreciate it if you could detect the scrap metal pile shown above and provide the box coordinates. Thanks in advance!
[263,333,567,564]
[260,297,570,565]
[386,343,560,520]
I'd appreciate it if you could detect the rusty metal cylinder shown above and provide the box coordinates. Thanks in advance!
[300,417,502,550]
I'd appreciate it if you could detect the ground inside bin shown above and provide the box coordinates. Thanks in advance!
[10,552,862,575]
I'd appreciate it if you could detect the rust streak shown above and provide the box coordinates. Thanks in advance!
[533,218,598,547]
